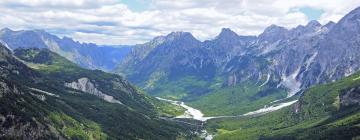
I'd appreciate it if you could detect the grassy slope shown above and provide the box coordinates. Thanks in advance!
[206,71,360,140]
[0,78,108,140]
[10,48,190,139]
[146,76,223,100]
[188,82,287,116]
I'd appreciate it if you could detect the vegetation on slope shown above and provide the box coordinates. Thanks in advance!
[189,82,287,116]
[48,112,108,140]
[0,47,192,139]
[206,71,360,139]
[145,76,223,100]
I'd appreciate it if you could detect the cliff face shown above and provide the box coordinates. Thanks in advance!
[65,77,122,104]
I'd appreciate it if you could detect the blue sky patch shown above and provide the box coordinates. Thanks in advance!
[120,0,151,12]
[299,7,324,21]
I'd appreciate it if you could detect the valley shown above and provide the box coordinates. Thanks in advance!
[0,1,360,140]
[157,97,298,122]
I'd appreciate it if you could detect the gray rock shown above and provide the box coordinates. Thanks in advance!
[65,77,122,104]
[340,87,360,106]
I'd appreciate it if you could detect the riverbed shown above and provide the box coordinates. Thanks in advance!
[156,97,298,140]
[156,97,214,121]
[156,97,297,121]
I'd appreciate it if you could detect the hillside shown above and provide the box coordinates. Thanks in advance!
[0,45,190,139]
[206,70,360,139]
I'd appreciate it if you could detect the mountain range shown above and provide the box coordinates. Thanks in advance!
[112,7,360,116]
[0,29,131,71]
[1,5,360,140]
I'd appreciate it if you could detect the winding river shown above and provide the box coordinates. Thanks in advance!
[156,97,298,140]
[156,97,297,121]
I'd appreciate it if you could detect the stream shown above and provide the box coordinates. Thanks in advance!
[156,97,298,140]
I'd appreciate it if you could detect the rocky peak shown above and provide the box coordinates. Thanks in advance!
[259,24,288,42]
[300,20,322,34]
[286,20,323,38]
[305,20,322,28]
[263,24,288,34]
[209,28,255,50]
[324,21,336,29]
[216,28,239,40]
[164,31,198,42]
[61,36,76,43]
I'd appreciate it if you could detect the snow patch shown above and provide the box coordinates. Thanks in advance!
[280,67,302,97]
[29,88,60,97]
[305,52,318,71]
[157,97,298,123]
[260,73,270,87]
[243,100,298,116]
[353,76,360,81]
[345,67,354,77]
[156,97,213,121]
[30,93,46,101]
[279,52,318,97]
[102,94,123,104]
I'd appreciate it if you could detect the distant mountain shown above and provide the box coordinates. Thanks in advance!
[0,28,131,71]
[116,31,218,99]
[0,44,191,139]
[116,7,360,115]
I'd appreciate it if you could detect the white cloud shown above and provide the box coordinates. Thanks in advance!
[0,0,359,45]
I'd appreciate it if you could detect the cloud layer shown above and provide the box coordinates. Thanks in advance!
[0,0,359,45]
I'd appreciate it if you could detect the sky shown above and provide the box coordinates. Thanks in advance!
[0,0,359,45]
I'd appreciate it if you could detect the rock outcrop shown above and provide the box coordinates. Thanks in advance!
[340,87,360,107]
[65,77,122,104]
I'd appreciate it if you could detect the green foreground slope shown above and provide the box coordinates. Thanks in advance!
[207,71,360,140]
[0,47,190,139]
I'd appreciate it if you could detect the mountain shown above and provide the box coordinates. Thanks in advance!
[116,7,360,116]
[0,28,131,71]
[117,31,217,100]
[204,28,256,69]
[0,44,192,139]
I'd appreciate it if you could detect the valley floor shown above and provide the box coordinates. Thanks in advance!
[157,96,300,140]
